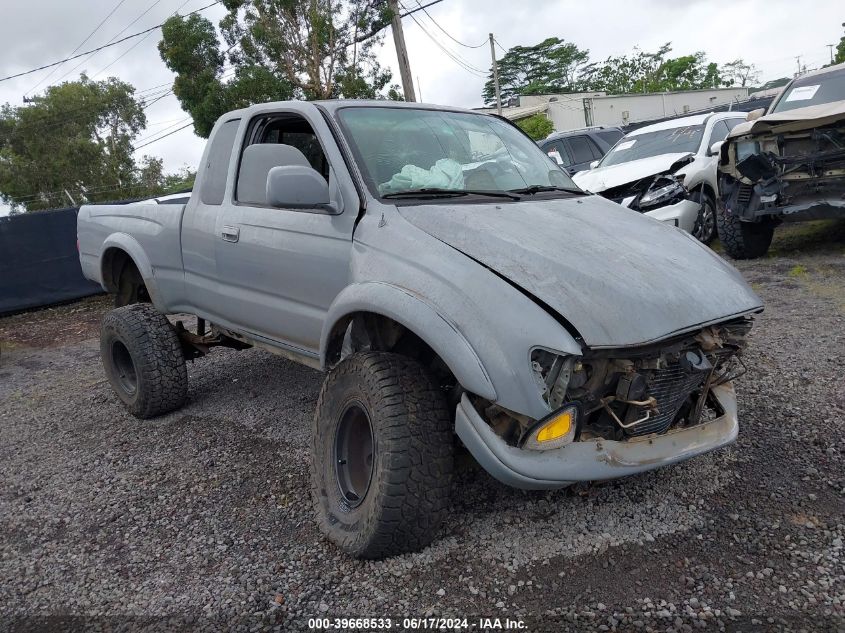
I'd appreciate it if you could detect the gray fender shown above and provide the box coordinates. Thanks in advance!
[320,282,497,401]
[100,233,162,307]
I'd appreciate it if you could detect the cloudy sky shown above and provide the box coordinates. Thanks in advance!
[0,0,842,214]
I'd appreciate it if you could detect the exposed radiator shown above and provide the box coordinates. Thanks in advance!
[627,364,707,437]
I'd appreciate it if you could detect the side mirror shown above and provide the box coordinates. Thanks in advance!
[266,165,336,212]
[708,141,724,157]
[589,160,600,169]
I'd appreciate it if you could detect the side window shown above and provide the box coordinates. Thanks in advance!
[706,120,731,149]
[235,113,330,205]
[543,140,572,167]
[565,135,601,164]
[724,118,745,131]
[200,119,240,206]
[596,129,624,147]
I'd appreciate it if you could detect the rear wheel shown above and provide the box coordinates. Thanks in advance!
[716,203,775,259]
[310,352,454,559]
[100,303,187,418]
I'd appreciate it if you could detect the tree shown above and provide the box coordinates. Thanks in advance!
[580,44,723,94]
[136,156,196,197]
[159,0,400,137]
[579,44,672,94]
[159,13,294,138]
[721,59,760,87]
[483,37,589,106]
[835,22,845,65]
[516,114,553,141]
[0,76,146,212]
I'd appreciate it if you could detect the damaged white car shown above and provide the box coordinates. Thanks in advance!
[717,62,845,258]
[574,112,747,243]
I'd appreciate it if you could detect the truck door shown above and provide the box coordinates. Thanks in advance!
[211,106,358,356]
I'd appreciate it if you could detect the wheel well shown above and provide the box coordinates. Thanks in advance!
[325,312,456,386]
[102,248,143,294]
[699,182,716,202]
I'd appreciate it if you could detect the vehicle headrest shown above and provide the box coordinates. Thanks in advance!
[237,143,311,205]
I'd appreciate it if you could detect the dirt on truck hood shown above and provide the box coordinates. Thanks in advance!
[399,196,762,349]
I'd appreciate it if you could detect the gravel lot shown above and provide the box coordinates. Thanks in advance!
[1,222,844,632]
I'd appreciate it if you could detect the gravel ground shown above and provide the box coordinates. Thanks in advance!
[1,222,844,632]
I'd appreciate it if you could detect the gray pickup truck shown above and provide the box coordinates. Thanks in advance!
[78,100,763,559]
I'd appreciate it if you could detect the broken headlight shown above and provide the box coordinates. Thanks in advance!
[530,348,576,410]
[639,176,686,209]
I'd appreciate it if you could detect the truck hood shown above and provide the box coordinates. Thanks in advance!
[399,196,761,349]
[728,100,845,138]
[572,153,694,193]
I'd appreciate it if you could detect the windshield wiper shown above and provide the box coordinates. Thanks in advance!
[382,188,521,200]
[508,184,583,195]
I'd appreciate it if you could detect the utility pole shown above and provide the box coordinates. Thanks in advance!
[387,0,415,102]
[828,44,835,64]
[489,33,501,115]
[795,55,803,76]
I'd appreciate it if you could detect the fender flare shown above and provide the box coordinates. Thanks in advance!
[100,233,162,307]
[320,282,497,401]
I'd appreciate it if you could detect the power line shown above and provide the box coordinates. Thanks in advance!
[25,0,130,95]
[92,0,200,80]
[399,3,487,77]
[413,0,486,49]
[57,0,193,86]
[0,1,220,84]
[134,120,195,149]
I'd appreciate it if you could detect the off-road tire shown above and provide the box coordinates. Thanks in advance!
[693,190,717,245]
[716,203,775,259]
[100,303,188,419]
[310,352,453,559]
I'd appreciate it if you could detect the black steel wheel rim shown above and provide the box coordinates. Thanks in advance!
[334,401,375,508]
[111,340,138,395]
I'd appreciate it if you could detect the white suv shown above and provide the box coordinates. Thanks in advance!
[573,112,748,243]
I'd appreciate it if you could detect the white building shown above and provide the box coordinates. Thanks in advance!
[481,87,751,131]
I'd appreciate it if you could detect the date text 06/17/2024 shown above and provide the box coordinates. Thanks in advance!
[307,617,528,630]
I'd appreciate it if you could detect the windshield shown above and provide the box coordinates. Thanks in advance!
[336,107,577,197]
[599,125,704,167]
[772,68,845,113]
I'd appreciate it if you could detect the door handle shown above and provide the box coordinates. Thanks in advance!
[221,225,240,242]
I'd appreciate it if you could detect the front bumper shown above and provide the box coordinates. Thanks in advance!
[641,198,700,234]
[455,383,738,490]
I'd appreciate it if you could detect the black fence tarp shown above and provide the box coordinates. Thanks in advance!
[0,207,102,315]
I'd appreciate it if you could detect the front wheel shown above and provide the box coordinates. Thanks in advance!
[692,191,717,245]
[310,352,454,559]
[716,203,775,259]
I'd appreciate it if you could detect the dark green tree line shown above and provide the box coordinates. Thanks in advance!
[0,76,190,213]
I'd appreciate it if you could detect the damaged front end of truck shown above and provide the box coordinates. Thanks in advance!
[719,107,845,223]
[455,317,752,489]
